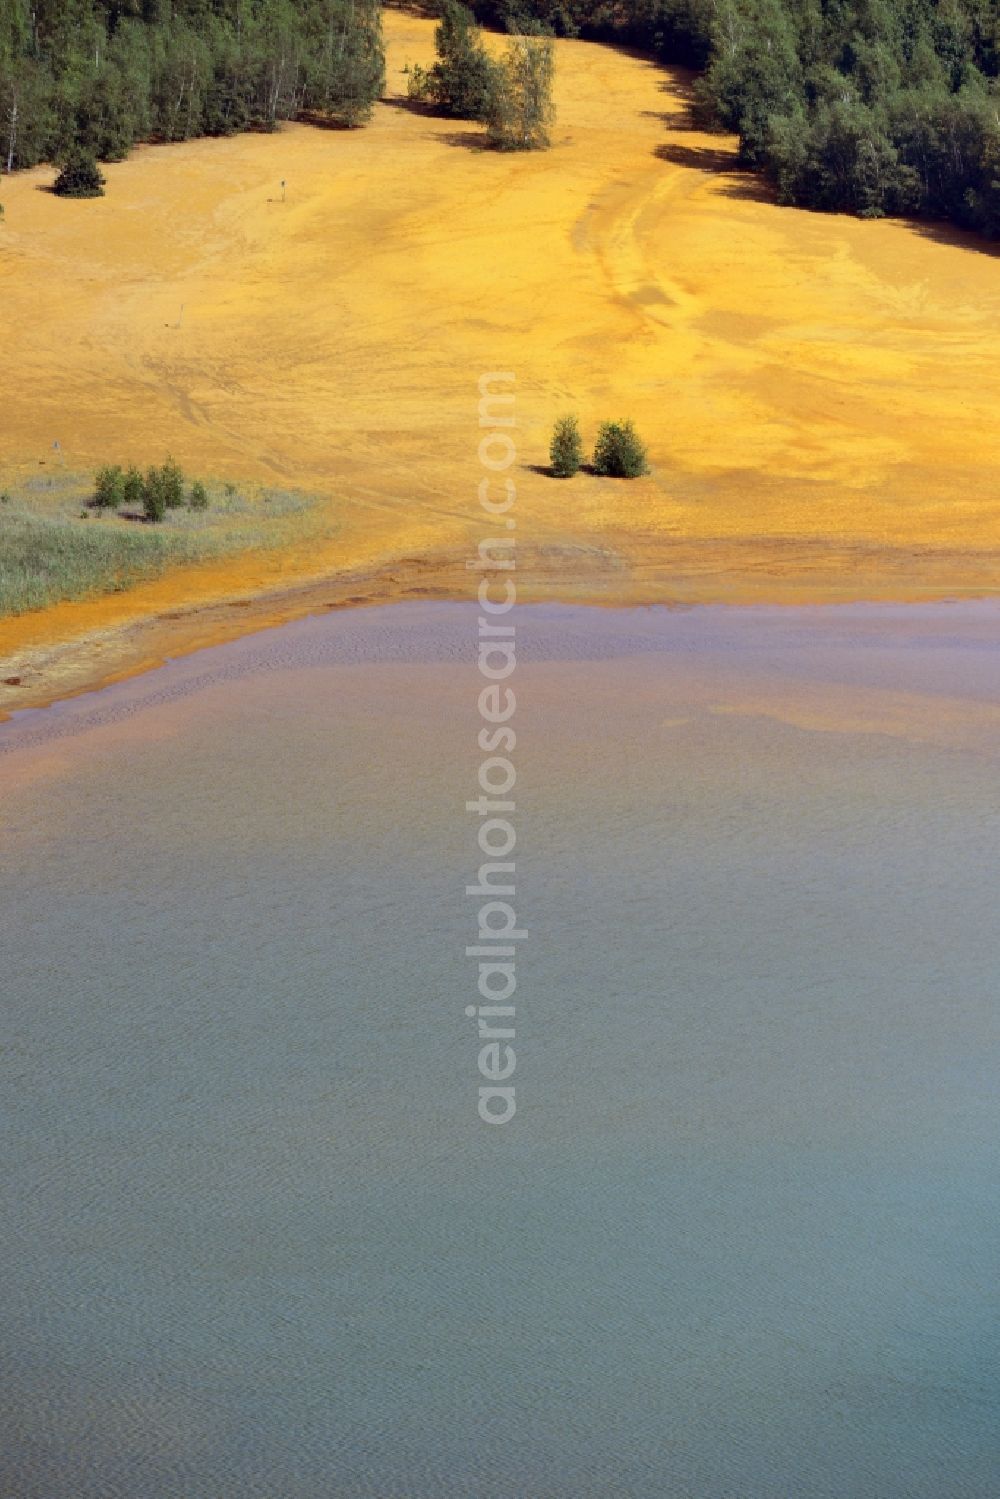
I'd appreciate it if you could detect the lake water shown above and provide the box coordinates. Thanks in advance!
[2,602,998,1498]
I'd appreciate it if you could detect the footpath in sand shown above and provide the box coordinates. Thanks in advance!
[3,7,1000,710]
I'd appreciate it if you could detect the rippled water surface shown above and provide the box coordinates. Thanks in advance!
[2,603,998,1497]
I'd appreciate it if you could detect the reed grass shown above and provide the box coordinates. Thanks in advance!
[0,475,322,616]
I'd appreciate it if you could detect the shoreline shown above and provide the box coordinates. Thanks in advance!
[4,536,1000,722]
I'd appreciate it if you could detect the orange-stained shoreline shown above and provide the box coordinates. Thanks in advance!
[3,535,999,722]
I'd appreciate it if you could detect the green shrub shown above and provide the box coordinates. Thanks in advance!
[189,480,209,510]
[93,464,125,509]
[161,458,185,508]
[140,460,186,520]
[484,32,555,150]
[425,1,500,119]
[549,414,583,477]
[142,467,167,522]
[406,62,435,104]
[53,148,106,199]
[122,466,144,510]
[592,420,649,478]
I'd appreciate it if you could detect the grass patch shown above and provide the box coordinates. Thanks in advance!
[0,474,323,616]
[0,511,204,615]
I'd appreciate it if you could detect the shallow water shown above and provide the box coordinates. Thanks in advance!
[2,603,998,1498]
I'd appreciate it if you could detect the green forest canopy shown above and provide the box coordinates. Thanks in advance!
[3,0,1000,234]
[0,0,385,173]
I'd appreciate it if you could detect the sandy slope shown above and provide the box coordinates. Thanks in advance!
[3,8,1000,708]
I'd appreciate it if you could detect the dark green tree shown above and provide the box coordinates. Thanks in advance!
[53,145,105,196]
[142,468,167,522]
[122,465,144,510]
[428,1,499,119]
[698,0,802,164]
[592,420,649,478]
[549,414,583,476]
[93,464,124,508]
[160,458,185,509]
[484,30,554,149]
[142,461,183,520]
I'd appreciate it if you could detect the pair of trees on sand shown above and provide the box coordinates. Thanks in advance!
[550,416,649,478]
[408,1,554,152]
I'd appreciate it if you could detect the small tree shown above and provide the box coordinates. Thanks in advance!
[160,457,185,508]
[189,479,209,510]
[122,466,144,510]
[485,33,554,151]
[592,420,649,478]
[143,467,167,522]
[142,459,185,519]
[93,464,124,509]
[428,1,498,120]
[550,415,582,477]
[53,147,106,198]
[406,63,435,105]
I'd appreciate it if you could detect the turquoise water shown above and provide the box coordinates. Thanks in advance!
[1,603,998,1497]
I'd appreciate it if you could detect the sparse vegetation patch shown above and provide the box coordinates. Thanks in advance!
[0,469,322,617]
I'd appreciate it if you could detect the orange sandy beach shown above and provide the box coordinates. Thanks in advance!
[3,8,1000,714]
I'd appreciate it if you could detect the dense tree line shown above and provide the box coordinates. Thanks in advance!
[465,0,1000,234]
[0,0,385,175]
